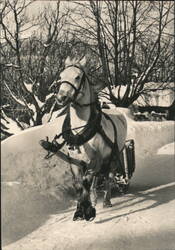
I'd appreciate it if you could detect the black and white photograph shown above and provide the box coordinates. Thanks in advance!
[1,0,174,249]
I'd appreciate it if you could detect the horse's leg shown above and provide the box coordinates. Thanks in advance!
[89,175,98,208]
[82,155,102,221]
[103,154,123,208]
[103,173,113,208]
[79,173,96,221]
[70,164,88,221]
[85,153,102,206]
[73,201,84,221]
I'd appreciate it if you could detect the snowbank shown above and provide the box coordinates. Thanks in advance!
[157,142,175,155]
[2,109,174,190]
[1,113,74,201]
[126,120,174,158]
[2,114,66,153]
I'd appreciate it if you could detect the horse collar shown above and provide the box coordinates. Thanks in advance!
[62,107,102,147]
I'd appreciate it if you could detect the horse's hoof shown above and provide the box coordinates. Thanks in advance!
[103,201,112,208]
[73,210,84,221]
[84,206,96,221]
[73,216,84,221]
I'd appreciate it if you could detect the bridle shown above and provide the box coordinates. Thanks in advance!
[41,65,124,177]
[44,64,101,148]
[51,65,89,106]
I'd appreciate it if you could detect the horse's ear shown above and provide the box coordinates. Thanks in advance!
[65,56,72,67]
[79,56,87,68]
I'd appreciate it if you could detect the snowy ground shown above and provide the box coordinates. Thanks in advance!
[1,110,175,250]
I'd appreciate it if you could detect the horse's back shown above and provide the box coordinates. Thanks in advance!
[101,109,127,151]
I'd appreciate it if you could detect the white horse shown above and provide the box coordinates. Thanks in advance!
[51,57,127,221]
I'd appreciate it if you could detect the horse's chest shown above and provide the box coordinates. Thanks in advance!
[67,133,111,163]
[67,142,95,164]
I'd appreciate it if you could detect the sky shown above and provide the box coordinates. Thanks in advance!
[1,1,72,41]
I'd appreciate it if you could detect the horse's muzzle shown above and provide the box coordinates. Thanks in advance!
[56,94,70,106]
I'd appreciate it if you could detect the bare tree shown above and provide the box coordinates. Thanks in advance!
[68,0,174,107]
[0,0,71,135]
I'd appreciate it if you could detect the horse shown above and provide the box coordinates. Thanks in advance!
[46,56,127,221]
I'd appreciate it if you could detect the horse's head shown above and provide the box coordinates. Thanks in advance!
[55,57,87,105]
[52,56,105,106]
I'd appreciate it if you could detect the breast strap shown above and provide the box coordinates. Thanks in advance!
[62,109,102,146]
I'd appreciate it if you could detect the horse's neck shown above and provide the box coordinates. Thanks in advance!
[70,79,95,129]
[70,105,90,129]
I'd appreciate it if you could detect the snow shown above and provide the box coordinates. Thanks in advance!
[138,82,174,107]
[1,109,175,250]
[1,114,66,153]
[1,110,26,134]
[157,142,175,155]
[99,83,174,107]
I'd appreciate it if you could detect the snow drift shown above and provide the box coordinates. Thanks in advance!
[2,109,174,192]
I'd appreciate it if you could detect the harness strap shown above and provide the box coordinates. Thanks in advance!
[99,112,125,176]
[62,109,101,146]
[60,81,79,93]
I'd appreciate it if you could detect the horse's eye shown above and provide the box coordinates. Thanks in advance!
[75,75,80,81]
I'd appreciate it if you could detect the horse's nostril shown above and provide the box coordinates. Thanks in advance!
[57,94,67,103]
[62,95,67,102]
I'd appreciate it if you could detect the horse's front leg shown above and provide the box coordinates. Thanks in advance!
[78,154,103,221]
[70,163,88,221]
[83,176,96,221]
[85,154,103,208]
